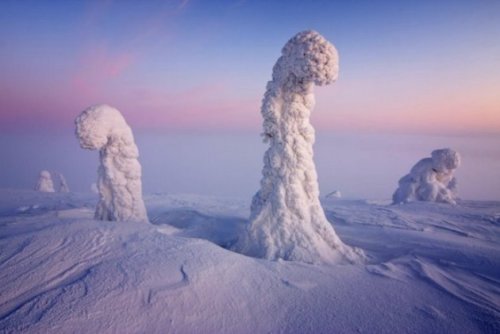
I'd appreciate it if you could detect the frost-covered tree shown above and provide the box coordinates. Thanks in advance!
[75,104,148,222]
[392,148,461,205]
[56,172,70,193]
[233,31,364,264]
[35,170,55,192]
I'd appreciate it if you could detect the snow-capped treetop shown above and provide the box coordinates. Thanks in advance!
[75,104,137,156]
[39,170,51,180]
[431,148,461,172]
[35,170,55,193]
[275,30,338,87]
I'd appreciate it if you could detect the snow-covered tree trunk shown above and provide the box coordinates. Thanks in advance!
[75,104,148,223]
[35,170,55,193]
[234,31,364,264]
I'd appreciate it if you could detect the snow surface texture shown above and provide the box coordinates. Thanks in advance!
[34,170,55,193]
[233,31,363,264]
[0,189,499,333]
[75,104,148,222]
[56,172,70,193]
[393,148,461,205]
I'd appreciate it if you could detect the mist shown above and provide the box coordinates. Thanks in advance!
[1,132,499,201]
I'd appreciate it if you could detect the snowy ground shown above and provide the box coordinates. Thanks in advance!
[0,189,499,333]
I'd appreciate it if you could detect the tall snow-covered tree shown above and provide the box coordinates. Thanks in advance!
[234,31,364,264]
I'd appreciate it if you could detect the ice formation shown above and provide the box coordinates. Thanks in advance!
[233,31,364,264]
[56,172,70,193]
[392,148,461,205]
[75,104,148,222]
[35,170,55,192]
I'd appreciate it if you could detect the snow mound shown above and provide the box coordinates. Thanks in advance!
[75,104,148,222]
[34,170,55,193]
[393,148,461,205]
[233,31,363,265]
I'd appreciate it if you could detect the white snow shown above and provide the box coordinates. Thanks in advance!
[75,104,148,223]
[0,189,499,333]
[393,148,461,205]
[34,170,55,193]
[56,172,70,193]
[233,31,363,264]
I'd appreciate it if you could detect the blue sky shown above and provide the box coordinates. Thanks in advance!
[0,0,499,134]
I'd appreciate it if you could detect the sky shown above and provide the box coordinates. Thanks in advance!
[1,0,499,135]
[1,0,500,200]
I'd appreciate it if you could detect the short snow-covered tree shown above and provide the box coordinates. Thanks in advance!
[75,104,148,222]
[233,31,364,264]
[393,148,461,205]
[35,170,55,192]
[56,172,70,193]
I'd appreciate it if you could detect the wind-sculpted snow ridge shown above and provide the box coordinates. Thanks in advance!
[233,31,364,264]
[75,104,148,222]
[393,149,461,205]
[34,170,55,193]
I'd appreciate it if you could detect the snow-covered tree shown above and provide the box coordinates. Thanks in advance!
[392,148,461,205]
[75,104,148,222]
[233,31,364,264]
[35,170,55,192]
[56,172,70,193]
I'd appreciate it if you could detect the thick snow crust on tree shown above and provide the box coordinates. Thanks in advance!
[56,172,70,193]
[233,31,364,264]
[34,170,55,193]
[75,104,148,222]
[393,148,461,205]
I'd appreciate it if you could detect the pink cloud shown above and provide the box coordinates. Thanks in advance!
[114,83,261,131]
[71,43,136,97]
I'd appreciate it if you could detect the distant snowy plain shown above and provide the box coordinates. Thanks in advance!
[0,189,499,333]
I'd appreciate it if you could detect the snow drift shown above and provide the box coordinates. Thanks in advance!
[1,189,499,333]
[393,148,461,205]
[34,170,55,193]
[75,104,148,222]
[233,30,363,264]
